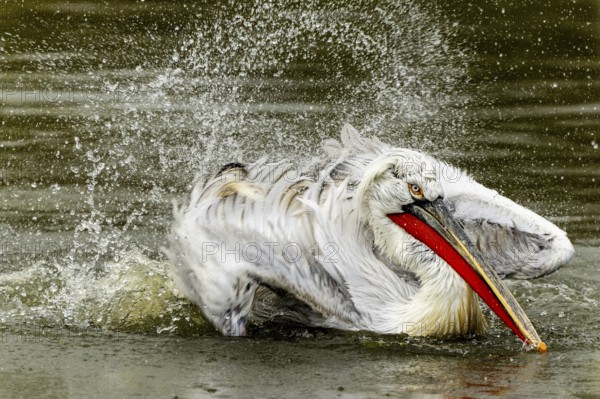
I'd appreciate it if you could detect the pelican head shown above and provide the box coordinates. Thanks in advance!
[356,149,547,351]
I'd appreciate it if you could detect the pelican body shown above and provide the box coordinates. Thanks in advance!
[169,125,573,351]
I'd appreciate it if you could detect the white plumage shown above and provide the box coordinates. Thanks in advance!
[168,124,573,342]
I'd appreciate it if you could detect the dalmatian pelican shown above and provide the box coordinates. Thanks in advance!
[168,124,574,351]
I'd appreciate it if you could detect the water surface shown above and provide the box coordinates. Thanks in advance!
[1,0,599,398]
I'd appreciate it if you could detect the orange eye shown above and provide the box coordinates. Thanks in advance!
[408,183,424,199]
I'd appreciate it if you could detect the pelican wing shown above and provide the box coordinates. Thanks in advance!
[440,165,574,279]
[177,161,364,326]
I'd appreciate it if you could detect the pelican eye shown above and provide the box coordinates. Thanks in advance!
[408,183,424,199]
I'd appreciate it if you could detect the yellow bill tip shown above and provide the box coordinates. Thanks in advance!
[536,341,548,353]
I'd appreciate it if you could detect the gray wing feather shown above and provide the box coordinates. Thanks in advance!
[440,163,574,279]
[185,162,364,325]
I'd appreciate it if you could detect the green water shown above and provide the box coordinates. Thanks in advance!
[1,0,599,398]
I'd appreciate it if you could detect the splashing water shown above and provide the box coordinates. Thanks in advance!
[0,0,487,336]
[2,1,600,397]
